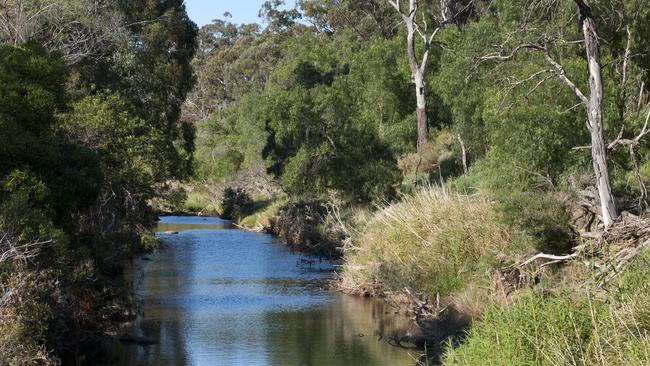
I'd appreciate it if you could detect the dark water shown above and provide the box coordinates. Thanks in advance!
[110,216,419,366]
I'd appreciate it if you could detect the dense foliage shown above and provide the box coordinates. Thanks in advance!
[190,0,649,205]
[0,0,197,363]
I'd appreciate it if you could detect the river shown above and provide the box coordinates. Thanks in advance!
[108,216,420,366]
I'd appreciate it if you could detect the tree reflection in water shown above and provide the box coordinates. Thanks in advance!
[107,217,419,366]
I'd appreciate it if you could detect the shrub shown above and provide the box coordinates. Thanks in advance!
[451,160,576,255]
[220,187,254,220]
[496,190,574,254]
[398,130,462,179]
[0,269,58,366]
[267,200,342,257]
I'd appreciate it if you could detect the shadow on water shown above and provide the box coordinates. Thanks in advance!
[156,216,234,232]
[106,216,422,366]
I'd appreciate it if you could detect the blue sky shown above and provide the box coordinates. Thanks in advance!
[185,0,298,27]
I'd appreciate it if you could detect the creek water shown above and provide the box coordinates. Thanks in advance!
[108,216,419,366]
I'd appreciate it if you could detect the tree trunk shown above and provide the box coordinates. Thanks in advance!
[457,134,468,176]
[576,0,618,227]
[406,21,428,155]
[415,74,428,155]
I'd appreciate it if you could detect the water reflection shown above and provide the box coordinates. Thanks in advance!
[109,217,418,366]
[157,216,234,231]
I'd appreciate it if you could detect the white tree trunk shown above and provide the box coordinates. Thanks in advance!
[576,0,618,226]
[457,134,468,176]
[403,16,429,155]
[414,70,428,155]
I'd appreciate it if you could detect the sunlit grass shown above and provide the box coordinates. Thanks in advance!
[443,253,650,366]
[339,184,531,296]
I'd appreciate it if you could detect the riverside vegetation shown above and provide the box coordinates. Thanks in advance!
[0,1,196,364]
[183,0,650,365]
[2,0,650,365]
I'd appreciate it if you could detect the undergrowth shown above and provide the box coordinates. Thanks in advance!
[443,252,650,366]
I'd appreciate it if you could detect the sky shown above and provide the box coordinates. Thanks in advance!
[184,0,298,28]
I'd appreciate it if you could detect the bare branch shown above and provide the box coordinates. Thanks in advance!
[0,230,53,264]
[479,42,545,62]
[542,49,590,106]
[479,36,590,107]
[521,251,580,267]
[608,106,650,151]
[561,102,584,115]
[387,0,400,12]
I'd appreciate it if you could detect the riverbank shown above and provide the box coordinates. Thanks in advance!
[177,180,650,364]
[337,185,650,364]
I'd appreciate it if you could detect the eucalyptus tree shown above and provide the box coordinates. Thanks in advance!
[0,0,124,65]
[479,0,650,227]
[388,0,467,155]
[299,0,397,39]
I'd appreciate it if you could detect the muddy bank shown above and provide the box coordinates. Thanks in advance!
[337,283,473,362]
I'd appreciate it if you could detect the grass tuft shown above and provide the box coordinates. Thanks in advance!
[339,185,531,296]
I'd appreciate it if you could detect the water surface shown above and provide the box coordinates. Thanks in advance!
[111,216,419,366]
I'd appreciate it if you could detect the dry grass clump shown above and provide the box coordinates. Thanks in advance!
[398,131,457,176]
[0,269,58,366]
[339,185,529,296]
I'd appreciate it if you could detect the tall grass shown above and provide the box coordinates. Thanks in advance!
[238,197,286,230]
[443,252,650,366]
[183,190,221,213]
[339,185,531,296]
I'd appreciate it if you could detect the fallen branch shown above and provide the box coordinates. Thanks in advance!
[599,238,650,287]
[520,251,581,267]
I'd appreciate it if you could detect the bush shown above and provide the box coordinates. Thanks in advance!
[398,130,462,179]
[340,185,532,296]
[268,200,341,257]
[496,190,574,254]
[451,159,576,255]
[0,270,58,366]
[220,187,254,220]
